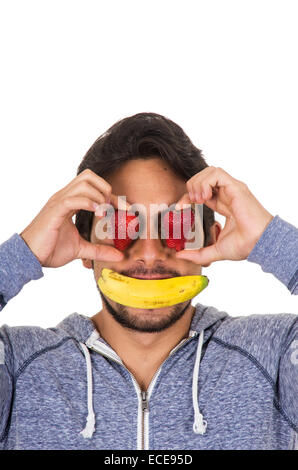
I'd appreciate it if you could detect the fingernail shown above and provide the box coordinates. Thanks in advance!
[119,200,129,210]
[93,202,100,211]
[95,209,106,218]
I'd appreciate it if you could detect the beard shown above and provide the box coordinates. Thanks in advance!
[96,284,192,333]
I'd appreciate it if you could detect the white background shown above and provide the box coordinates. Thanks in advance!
[0,0,297,327]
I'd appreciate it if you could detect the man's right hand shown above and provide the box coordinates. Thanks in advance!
[20,169,130,268]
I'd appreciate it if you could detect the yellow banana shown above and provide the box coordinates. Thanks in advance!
[97,268,209,309]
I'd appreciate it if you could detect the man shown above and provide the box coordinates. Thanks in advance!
[0,112,297,450]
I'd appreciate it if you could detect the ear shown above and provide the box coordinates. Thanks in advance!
[202,221,222,267]
[205,221,222,246]
[81,258,93,269]
[212,221,222,243]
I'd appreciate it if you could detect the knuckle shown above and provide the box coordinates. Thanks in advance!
[96,243,104,253]
[241,182,250,193]
[237,179,248,189]
[105,183,112,193]
[63,197,72,208]
[48,192,60,206]
[79,180,89,191]
[48,193,57,203]
[99,193,107,203]
[93,244,104,258]
[78,169,92,180]
[217,166,232,178]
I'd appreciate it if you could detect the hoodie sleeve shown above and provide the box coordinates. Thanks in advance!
[246,215,298,295]
[277,317,298,430]
[0,233,44,311]
[0,328,14,440]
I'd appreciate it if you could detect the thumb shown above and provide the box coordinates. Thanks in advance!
[76,238,124,262]
[176,244,222,266]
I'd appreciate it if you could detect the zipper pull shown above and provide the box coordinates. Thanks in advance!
[141,391,149,412]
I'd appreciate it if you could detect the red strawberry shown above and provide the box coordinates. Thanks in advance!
[113,209,140,251]
[163,208,195,252]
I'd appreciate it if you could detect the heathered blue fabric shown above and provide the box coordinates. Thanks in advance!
[0,214,297,450]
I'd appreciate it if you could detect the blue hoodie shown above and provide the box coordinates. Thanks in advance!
[0,215,297,450]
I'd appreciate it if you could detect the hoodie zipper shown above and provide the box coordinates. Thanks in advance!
[88,332,197,450]
[141,390,149,450]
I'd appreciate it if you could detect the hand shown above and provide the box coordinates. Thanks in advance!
[174,166,274,266]
[20,169,130,267]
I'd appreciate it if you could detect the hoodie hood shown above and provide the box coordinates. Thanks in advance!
[55,301,229,438]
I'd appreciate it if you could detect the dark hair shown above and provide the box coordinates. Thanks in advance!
[75,112,215,247]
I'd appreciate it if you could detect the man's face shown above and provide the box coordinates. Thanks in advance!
[87,157,205,333]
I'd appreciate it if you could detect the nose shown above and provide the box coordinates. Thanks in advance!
[128,213,168,266]
[129,236,168,266]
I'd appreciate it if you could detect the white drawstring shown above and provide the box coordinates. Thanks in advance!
[79,342,96,438]
[192,329,207,435]
[78,330,206,439]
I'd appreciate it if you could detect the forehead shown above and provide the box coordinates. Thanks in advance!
[106,157,186,205]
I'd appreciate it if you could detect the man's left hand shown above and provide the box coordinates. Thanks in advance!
[174,166,274,266]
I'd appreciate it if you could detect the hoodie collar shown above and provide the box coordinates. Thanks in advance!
[189,302,228,336]
[55,302,229,440]
[56,302,229,347]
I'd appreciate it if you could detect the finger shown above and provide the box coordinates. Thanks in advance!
[186,181,197,202]
[199,186,219,212]
[174,192,194,210]
[191,167,236,200]
[94,194,131,216]
[191,167,244,216]
[61,169,113,202]
[51,196,100,220]
[66,181,107,207]
[76,237,124,262]
[110,193,131,211]
[176,244,223,266]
